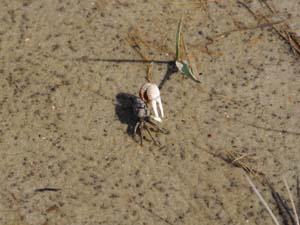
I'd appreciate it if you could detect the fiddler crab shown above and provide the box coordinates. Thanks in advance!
[132,83,169,146]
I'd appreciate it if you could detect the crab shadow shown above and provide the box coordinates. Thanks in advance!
[115,92,139,136]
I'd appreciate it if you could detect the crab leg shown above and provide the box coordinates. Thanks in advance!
[145,126,160,146]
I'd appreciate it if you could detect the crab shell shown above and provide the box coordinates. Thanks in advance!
[139,83,164,122]
[134,97,150,119]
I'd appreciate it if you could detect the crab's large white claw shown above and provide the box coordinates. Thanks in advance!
[151,97,164,123]
[151,96,164,123]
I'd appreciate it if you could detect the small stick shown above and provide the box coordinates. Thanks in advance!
[297,176,300,212]
[34,188,61,193]
[182,35,195,74]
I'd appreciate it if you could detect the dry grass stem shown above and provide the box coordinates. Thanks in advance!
[245,173,280,225]
[222,149,260,176]
[283,177,300,225]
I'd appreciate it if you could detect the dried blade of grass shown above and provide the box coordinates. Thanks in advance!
[232,153,253,163]
[181,36,201,83]
[245,173,280,225]
[283,176,300,225]
[176,17,183,61]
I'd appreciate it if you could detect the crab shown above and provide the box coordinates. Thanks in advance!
[132,97,169,146]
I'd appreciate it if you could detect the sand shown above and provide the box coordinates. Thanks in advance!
[0,0,300,224]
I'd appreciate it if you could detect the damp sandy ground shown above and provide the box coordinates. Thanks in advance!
[1,0,300,224]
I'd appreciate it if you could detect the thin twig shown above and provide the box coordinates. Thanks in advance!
[34,188,61,192]
[75,57,172,64]
[297,176,300,216]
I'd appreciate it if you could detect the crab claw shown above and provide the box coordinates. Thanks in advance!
[151,95,164,123]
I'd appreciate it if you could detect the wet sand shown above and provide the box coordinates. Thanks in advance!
[1,0,300,224]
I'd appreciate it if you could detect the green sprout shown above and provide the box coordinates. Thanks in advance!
[175,17,201,83]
